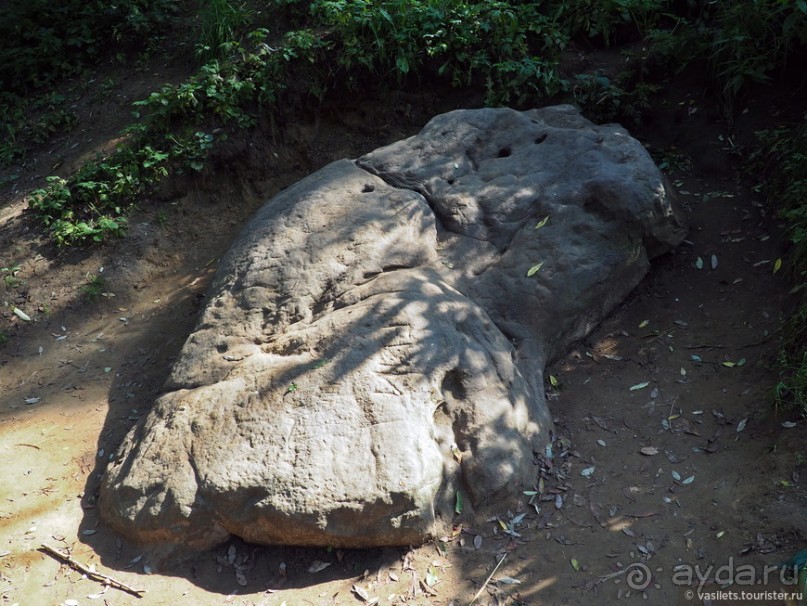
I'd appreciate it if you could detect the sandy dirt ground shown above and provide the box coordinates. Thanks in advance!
[0,53,804,606]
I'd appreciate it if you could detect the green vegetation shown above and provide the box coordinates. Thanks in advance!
[13,0,806,245]
[706,0,807,116]
[0,0,177,165]
[2,0,806,412]
[751,120,807,415]
[197,0,248,60]
[2,264,22,289]
[0,0,176,95]
[82,274,106,300]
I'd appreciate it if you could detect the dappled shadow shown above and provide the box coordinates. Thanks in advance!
[0,59,802,605]
[81,107,697,603]
[96,156,554,561]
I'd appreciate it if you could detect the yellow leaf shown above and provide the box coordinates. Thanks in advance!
[773,258,782,274]
[534,215,549,229]
[571,558,580,571]
[722,361,735,368]
[639,319,649,328]
[549,374,559,388]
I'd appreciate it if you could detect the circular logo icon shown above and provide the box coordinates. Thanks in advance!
[626,562,652,591]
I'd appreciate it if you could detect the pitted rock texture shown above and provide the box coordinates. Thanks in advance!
[100,106,687,553]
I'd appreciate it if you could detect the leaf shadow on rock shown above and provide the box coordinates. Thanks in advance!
[89,157,553,591]
[82,106,687,596]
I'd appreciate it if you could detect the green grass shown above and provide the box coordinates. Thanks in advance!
[197,0,248,60]
[82,274,106,300]
[751,119,807,416]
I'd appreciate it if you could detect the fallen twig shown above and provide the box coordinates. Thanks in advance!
[739,325,783,349]
[469,552,507,605]
[685,343,728,349]
[39,543,145,598]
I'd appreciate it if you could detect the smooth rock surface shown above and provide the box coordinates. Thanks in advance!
[100,106,686,553]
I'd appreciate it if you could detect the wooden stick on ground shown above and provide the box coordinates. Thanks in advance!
[468,552,507,606]
[39,543,145,598]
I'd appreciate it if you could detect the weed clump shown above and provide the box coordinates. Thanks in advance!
[751,119,807,416]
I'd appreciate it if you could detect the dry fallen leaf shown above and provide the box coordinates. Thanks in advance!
[640,447,659,456]
[496,576,522,585]
[87,585,109,599]
[307,560,331,573]
[13,307,32,321]
[352,584,371,601]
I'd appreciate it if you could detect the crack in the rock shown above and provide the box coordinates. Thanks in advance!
[355,159,455,236]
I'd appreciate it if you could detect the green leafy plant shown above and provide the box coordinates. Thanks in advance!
[197,0,248,60]
[82,274,106,300]
[1,264,22,289]
[21,0,807,251]
[1,92,78,165]
[750,119,807,415]
[312,0,568,103]
[708,0,807,116]
[550,0,668,46]
[0,0,177,96]
[571,71,658,125]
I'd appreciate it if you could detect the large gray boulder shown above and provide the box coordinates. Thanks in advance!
[100,106,686,554]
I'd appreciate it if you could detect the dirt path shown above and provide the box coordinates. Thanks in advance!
[0,75,804,605]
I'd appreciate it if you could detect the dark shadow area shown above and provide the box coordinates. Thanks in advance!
[3,58,799,605]
[66,95,699,605]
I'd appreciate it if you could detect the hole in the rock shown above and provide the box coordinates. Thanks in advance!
[216,343,229,353]
[361,183,375,193]
[441,368,467,401]
[534,133,548,144]
[497,147,512,158]
[446,178,455,185]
